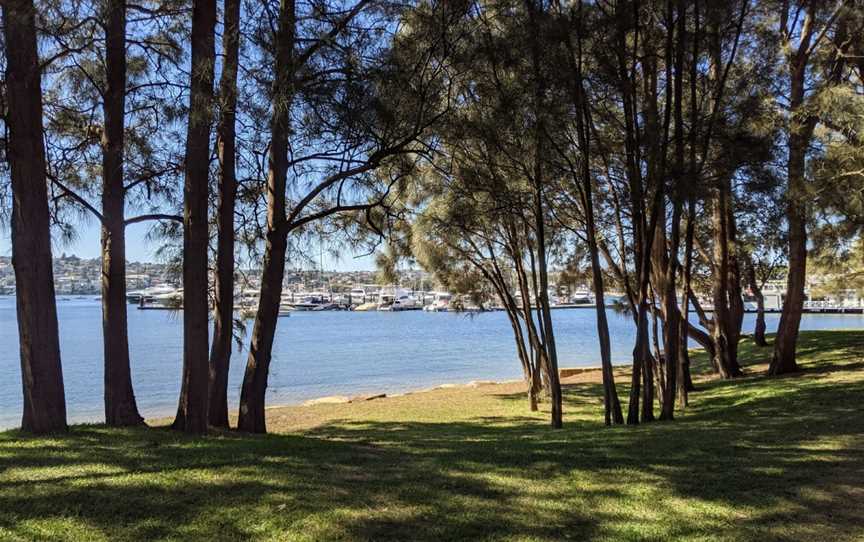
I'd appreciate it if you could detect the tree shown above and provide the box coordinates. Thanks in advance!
[237,0,449,433]
[208,0,241,428]
[770,0,850,375]
[549,0,623,425]
[2,0,68,433]
[174,0,217,434]
[100,0,144,426]
[36,0,186,427]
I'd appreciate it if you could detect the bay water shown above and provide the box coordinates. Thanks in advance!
[1,295,862,429]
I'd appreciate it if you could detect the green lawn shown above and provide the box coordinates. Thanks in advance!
[2,330,863,541]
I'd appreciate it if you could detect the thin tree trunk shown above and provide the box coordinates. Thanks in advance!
[564,1,623,425]
[101,0,143,427]
[174,0,217,434]
[678,198,697,403]
[208,0,241,428]
[525,0,562,428]
[585,179,623,426]
[237,0,295,434]
[745,259,768,347]
[3,0,67,433]
[726,192,745,363]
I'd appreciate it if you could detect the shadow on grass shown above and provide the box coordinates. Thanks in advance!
[0,330,862,540]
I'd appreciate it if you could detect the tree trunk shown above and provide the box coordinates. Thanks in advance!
[745,259,768,347]
[770,61,808,375]
[628,300,648,424]
[678,198,697,403]
[101,0,144,427]
[525,0,562,428]
[3,0,68,433]
[208,0,241,428]
[725,192,745,361]
[174,0,217,434]
[585,188,623,426]
[710,182,743,378]
[237,0,295,434]
[564,6,623,425]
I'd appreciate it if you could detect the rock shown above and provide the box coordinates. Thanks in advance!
[349,393,387,403]
[302,395,351,406]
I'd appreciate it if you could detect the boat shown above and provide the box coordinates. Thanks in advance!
[287,292,339,311]
[149,288,184,308]
[423,292,453,312]
[237,290,292,318]
[569,290,593,305]
[353,301,378,311]
[348,287,371,305]
[127,284,178,304]
[377,287,420,311]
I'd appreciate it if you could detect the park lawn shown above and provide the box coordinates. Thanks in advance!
[1,330,863,541]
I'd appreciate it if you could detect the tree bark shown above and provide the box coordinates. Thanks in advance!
[237,0,295,434]
[710,181,743,378]
[208,0,241,429]
[745,258,768,347]
[678,198,697,403]
[563,1,623,425]
[174,0,217,434]
[770,59,809,375]
[525,0,562,428]
[3,0,68,433]
[101,0,144,427]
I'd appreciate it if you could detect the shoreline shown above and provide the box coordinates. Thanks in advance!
[0,363,623,431]
[263,364,621,411]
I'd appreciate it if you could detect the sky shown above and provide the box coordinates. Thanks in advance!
[0,221,377,272]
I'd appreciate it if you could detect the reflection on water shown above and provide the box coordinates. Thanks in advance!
[1,296,862,428]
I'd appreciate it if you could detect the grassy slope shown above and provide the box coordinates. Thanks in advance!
[1,330,863,541]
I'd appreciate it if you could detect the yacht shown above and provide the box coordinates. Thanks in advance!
[377,287,419,311]
[237,290,291,318]
[423,292,453,312]
[126,284,178,304]
[287,292,339,311]
[569,290,593,305]
[348,287,370,305]
[150,288,184,308]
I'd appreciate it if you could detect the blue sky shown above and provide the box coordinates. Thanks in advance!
[0,222,376,271]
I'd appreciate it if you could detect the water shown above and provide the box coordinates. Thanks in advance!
[1,295,863,429]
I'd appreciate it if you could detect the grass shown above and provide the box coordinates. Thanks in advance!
[1,330,863,541]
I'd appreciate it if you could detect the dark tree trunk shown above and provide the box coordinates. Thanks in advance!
[174,0,217,434]
[3,0,68,433]
[771,4,849,375]
[710,181,743,379]
[525,0,562,428]
[745,259,768,347]
[726,195,745,358]
[659,0,686,421]
[770,61,809,375]
[678,198,697,403]
[628,300,649,424]
[238,0,295,434]
[585,187,623,426]
[208,0,241,429]
[101,0,143,427]
[481,257,538,412]
[562,4,623,425]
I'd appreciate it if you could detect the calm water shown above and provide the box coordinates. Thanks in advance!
[1,296,863,429]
